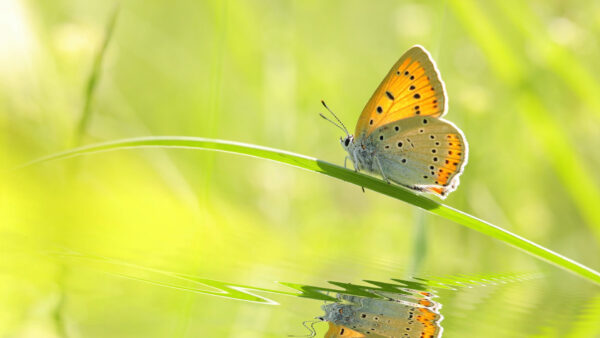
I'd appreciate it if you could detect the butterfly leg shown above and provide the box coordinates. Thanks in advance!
[351,151,361,173]
[344,156,351,170]
[350,151,366,193]
[375,156,390,184]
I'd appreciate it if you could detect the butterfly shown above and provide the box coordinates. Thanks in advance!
[318,291,443,338]
[321,45,468,198]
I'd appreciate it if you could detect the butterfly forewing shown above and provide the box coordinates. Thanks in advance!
[372,116,467,196]
[355,45,447,137]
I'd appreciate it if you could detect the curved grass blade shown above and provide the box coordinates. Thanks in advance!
[17,136,600,286]
[74,5,119,145]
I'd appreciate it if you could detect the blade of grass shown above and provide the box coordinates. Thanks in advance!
[74,5,119,146]
[17,136,600,286]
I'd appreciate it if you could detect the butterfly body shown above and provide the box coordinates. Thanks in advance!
[342,134,377,174]
[329,45,468,198]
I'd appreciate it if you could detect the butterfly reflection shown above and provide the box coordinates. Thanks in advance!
[315,286,443,338]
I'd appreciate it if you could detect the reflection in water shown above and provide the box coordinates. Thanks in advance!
[53,249,542,337]
[317,287,442,338]
[54,249,539,304]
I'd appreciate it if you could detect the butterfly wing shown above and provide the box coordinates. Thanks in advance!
[323,301,442,338]
[322,294,443,338]
[355,45,447,137]
[371,116,468,198]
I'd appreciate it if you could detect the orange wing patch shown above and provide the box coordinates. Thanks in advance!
[324,323,365,338]
[435,133,465,186]
[425,186,446,197]
[425,176,460,198]
[355,45,447,137]
[414,295,443,338]
[416,306,441,338]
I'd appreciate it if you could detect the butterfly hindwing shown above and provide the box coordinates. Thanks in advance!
[355,45,447,137]
[370,116,467,197]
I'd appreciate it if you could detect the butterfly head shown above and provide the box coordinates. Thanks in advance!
[340,135,354,150]
[320,100,353,147]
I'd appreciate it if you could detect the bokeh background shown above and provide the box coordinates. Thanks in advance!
[2,0,600,337]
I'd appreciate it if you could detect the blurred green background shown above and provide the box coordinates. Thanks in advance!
[2,0,600,337]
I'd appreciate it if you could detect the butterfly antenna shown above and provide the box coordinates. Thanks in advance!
[319,112,347,135]
[320,100,349,136]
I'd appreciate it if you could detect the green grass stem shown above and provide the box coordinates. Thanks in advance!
[73,6,119,146]
[18,136,600,286]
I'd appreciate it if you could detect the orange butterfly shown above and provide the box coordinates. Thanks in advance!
[319,291,443,338]
[322,45,468,198]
